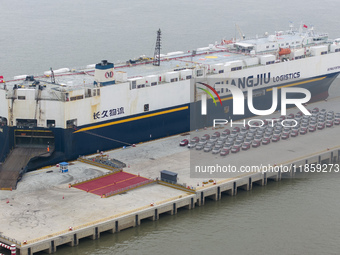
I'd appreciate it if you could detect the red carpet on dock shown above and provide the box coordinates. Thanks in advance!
[73,172,151,196]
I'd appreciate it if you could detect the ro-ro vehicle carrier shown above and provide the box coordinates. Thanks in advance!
[0,23,339,176]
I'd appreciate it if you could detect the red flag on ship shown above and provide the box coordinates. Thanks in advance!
[303,24,308,28]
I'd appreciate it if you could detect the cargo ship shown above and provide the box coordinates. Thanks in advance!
[0,23,339,177]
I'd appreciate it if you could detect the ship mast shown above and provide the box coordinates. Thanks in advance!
[50,67,55,84]
[153,29,161,66]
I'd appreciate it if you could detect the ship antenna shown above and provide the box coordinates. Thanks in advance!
[50,67,55,84]
[289,21,294,32]
[153,29,161,66]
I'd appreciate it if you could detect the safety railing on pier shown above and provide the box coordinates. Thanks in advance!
[158,180,196,194]
[77,156,123,172]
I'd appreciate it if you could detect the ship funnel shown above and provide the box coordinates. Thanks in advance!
[94,60,115,86]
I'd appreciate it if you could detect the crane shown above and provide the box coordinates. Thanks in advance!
[235,24,245,40]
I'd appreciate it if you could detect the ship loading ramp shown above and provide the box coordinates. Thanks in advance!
[72,171,154,197]
[0,147,51,190]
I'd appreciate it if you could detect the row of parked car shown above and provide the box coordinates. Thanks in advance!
[179,108,340,157]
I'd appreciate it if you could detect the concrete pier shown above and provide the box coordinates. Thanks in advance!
[4,143,338,255]
[7,194,195,255]
[0,145,339,254]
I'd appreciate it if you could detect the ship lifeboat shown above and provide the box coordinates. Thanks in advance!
[279,48,291,56]
[222,39,233,45]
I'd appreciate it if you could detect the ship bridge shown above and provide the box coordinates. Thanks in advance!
[234,42,255,53]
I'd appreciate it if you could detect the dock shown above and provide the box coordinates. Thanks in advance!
[1,84,340,255]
